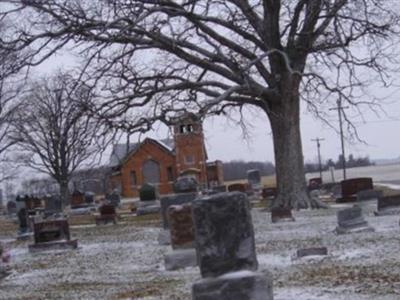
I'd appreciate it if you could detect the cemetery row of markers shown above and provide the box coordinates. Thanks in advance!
[2,173,400,299]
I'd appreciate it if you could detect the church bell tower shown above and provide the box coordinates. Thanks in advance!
[173,113,208,186]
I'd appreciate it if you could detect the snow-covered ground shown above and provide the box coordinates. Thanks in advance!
[1,200,400,300]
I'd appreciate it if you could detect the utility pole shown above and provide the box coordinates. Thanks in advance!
[329,99,349,180]
[311,137,325,180]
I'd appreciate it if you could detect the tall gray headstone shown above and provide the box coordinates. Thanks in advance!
[191,192,273,300]
[192,192,258,277]
[247,169,261,189]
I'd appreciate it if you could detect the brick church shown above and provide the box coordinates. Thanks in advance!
[109,113,224,198]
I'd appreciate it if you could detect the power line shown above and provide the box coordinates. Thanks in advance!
[329,99,349,180]
[311,137,325,180]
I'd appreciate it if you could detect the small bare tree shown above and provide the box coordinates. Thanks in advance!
[1,1,399,208]
[11,72,104,206]
[0,21,22,183]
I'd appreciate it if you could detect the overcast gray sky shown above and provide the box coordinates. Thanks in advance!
[33,48,400,166]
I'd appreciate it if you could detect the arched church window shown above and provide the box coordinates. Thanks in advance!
[143,160,161,184]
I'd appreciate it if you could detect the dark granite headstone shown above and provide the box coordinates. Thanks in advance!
[308,177,322,191]
[106,191,121,207]
[17,208,29,233]
[227,183,247,193]
[271,207,295,223]
[71,190,85,208]
[44,195,62,213]
[262,187,277,199]
[84,192,95,204]
[247,169,261,189]
[336,206,373,234]
[173,176,198,194]
[192,192,258,277]
[6,201,17,215]
[160,192,197,229]
[96,204,117,225]
[336,178,373,203]
[375,195,400,216]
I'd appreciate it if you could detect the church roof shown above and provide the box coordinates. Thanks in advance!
[109,138,175,167]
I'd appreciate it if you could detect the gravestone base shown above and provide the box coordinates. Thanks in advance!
[164,248,197,271]
[137,200,159,208]
[158,229,171,246]
[95,215,117,225]
[297,247,328,258]
[271,215,295,223]
[357,190,383,202]
[192,270,273,300]
[336,196,357,203]
[136,205,160,216]
[16,232,32,241]
[374,208,400,216]
[271,208,295,223]
[335,223,374,235]
[28,239,78,253]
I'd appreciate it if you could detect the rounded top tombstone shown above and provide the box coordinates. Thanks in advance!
[173,176,198,194]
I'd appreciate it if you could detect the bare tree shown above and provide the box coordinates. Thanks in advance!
[11,72,105,206]
[0,20,22,183]
[1,1,399,208]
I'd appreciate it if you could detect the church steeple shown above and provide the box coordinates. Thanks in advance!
[172,113,207,186]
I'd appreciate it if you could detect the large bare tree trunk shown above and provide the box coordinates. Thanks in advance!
[267,83,310,209]
[59,179,70,209]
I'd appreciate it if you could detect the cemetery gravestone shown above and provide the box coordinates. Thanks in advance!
[271,207,295,223]
[191,192,273,300]
[168,204,194,249]
[227,183,247,193]
[71,190,86,208]
[44,195,62,214]
[336,178,373,203]
[164,203,197,270]
[96,204,117,225]
[84,192,95,204]
[6,201,17,215]
[336,206,373,234]
[29,218,78,252]
[17,208,29,234]
[106,190,121,207]
[297,247,328,258]
[262,187,277,199]
[357,189,383,202]
[136,184,161,215]
[160,192,197,229]
[247,169,261,189]
[192,192,258,277]
[308,177,322,191]
[173,176,198,194]
[375,195,400,216]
